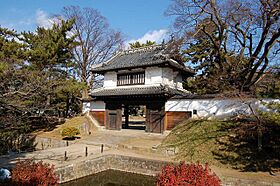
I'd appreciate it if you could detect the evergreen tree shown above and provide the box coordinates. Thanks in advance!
[20,19,83,117]
[0,21,83,154]
[129,40,156,49]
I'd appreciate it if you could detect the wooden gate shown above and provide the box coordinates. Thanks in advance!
[146,101,165,133]
[109,112,117,129]
[105,102,122,130]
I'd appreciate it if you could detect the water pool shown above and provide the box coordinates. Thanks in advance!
[61,169,156,186]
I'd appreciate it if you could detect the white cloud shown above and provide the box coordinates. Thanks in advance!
[126,29,168,48]
[36,9,61,29]
[36,9,52,28]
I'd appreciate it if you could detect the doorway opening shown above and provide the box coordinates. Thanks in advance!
[122,105,146,130]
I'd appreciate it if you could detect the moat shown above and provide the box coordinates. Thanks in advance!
[61,169,156,186]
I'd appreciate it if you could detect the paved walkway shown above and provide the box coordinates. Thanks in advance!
[81,129,168,151]
[0,129,170,168]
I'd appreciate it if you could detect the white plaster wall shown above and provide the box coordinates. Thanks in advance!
[145,67,162,85]
[104,71,117,88]
[82,101,105,113]
[91,101,106,111]
[82,102,91,113]
[165,99,279,119]
[175,73,183,89]
[162,68,175,87]
[102,67,183,88]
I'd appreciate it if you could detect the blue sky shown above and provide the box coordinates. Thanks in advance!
[0,0,173,43]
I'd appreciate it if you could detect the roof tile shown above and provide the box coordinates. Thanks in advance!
[91,45,194,74]
[90,85,190,98]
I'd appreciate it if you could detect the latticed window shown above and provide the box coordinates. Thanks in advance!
[117,72,145,86]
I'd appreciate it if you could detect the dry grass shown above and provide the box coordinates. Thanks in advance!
[34,116,92,139]
[161,119,236,168]
[162,118,280,173]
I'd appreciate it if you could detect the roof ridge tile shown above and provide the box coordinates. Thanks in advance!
[121,44,165,55]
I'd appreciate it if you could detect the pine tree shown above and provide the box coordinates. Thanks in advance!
[129,40,156,49]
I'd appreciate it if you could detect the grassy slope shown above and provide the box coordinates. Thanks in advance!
[161,119,239,168]
[162,118,280,172]
[34,116,92,139]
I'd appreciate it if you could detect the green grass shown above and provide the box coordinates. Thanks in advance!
[161,119,238,168]
[162,118,280,172]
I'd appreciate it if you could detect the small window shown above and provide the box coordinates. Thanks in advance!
[193,110,197,115]
[117,72,145,86]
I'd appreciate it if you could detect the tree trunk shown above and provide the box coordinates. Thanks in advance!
[82,88,88,99]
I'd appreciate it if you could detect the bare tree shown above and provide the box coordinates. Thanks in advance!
[63,6,123,97]
[166,0,280,92]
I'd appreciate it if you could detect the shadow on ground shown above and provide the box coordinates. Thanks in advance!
[213,118,280,173]
[0,135,37,169]
[122,121,146,130]
[162,119,280,173]
[0,116,65,168]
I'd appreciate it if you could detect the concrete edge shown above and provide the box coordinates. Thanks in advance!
[56,153,280,186]
[55,153,171,183]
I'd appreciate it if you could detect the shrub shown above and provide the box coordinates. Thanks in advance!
[259,102,280,126]
[11,160,58,186]
[157,161,221,186]
[61,127,80,139]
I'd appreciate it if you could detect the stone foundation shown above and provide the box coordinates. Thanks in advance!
[34,136,75,150]
[55,154,171,183]
[56,154,279,185]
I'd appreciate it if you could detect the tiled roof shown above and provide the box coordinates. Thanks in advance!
[90,85,190,98]
[171,92,257,99]
[171,94,217,99]
[91,45,194,75]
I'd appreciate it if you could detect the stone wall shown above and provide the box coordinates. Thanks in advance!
[34,136,74,150]
[56,154,278,186]
[55,154,172,183]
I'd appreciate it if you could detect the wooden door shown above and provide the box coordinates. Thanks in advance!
[109,112,117,129]
[105,102,122,130]
[146,102,165,133]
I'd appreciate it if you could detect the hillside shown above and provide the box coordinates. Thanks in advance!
[161,119,280,172]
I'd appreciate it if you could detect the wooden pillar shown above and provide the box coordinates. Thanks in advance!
[105,102,122,130]
[124,105,129,129]
[146,101,165,133]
